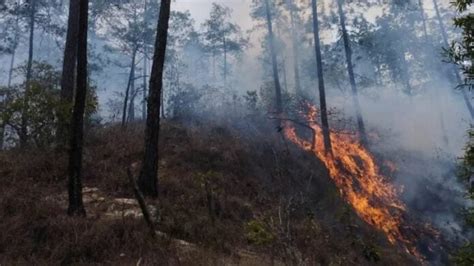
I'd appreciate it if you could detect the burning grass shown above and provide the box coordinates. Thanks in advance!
[282,103,453,263]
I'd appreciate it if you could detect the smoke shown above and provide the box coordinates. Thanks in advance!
[0,0,472,254]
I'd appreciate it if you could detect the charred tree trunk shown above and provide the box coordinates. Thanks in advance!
[264,0,283,116]
[138,0,171,197]
[128,57,137,122]
[311,0,332,154]
[288,0,301,95]
[433,0,474,118]
[142,53,147,120]
[336,0,368,145]
[67,0,89,216]
[58,0,80,145]
[122,47,138,126]
[60,0,80,104]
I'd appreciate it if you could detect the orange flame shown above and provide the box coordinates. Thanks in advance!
[283,104,420,256]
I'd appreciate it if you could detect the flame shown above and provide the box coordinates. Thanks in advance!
[283,104,420,256]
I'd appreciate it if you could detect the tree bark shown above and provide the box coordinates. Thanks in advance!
[60,0,80,103]
[264,0,283,116]
[138,0,171,197]
[336,0,368,145]
[433,0,474,118]
[67,0,89,216]
[311,0,332,154]
[122,47,137,126]
[142,53,147,120]
[58,0,80,145]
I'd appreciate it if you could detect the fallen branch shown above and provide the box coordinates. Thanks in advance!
[127,166,156,238]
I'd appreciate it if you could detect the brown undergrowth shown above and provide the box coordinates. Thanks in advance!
[0,119,416,265]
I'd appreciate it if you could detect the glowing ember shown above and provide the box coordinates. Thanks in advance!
[283,103,419,256]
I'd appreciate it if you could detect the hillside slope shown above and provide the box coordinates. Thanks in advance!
[0,120,417,265]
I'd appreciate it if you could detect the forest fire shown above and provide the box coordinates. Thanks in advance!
[283,104,421,257]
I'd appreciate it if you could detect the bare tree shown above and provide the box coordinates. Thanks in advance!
[138,0,171,197]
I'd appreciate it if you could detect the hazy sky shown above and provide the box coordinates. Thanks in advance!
[173,0,254,31]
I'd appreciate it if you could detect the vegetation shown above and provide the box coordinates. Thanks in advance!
[0,0,472,264]
[449,0,474,264]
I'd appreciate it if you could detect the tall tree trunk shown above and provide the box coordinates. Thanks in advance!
[20,0,37,147]
[223,36,227,84]
[25,0,36,85]
[311,0,332,154]
[138,0,171,197]
[417,0,449,144]
[128,76,136,122]
[418,0,429,40]
[433,0,474,118]
[142,0,148,121]
[288,0,301,95]
[60,0,80,104]
[142,53,147,120]
[67,0,89,216]
[400,54,413,95]
[8,46,16,88]
[58,0,80,145]
[264,0,283,116]
[122,47,137,126]
[281,56,288,92]
[336,0,368,145]
[7,12,20,88]
[0,124,3,150]
[128,57,136,122]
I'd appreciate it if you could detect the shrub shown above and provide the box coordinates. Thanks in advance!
[0,61,98,148]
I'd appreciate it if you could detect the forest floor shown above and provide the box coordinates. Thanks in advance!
[0,119,418,265]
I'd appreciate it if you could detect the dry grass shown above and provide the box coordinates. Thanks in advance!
[0,120,417,265]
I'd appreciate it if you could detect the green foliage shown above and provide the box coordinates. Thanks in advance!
[0,61,98,148]
[167,83,203,119]
[445,0,473,88]
[243,90,259,113]
[244,219,274,246]
[452,242,474,266]
[458,129,474,187]
[453,128,474,263]
[362,241,381,262]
